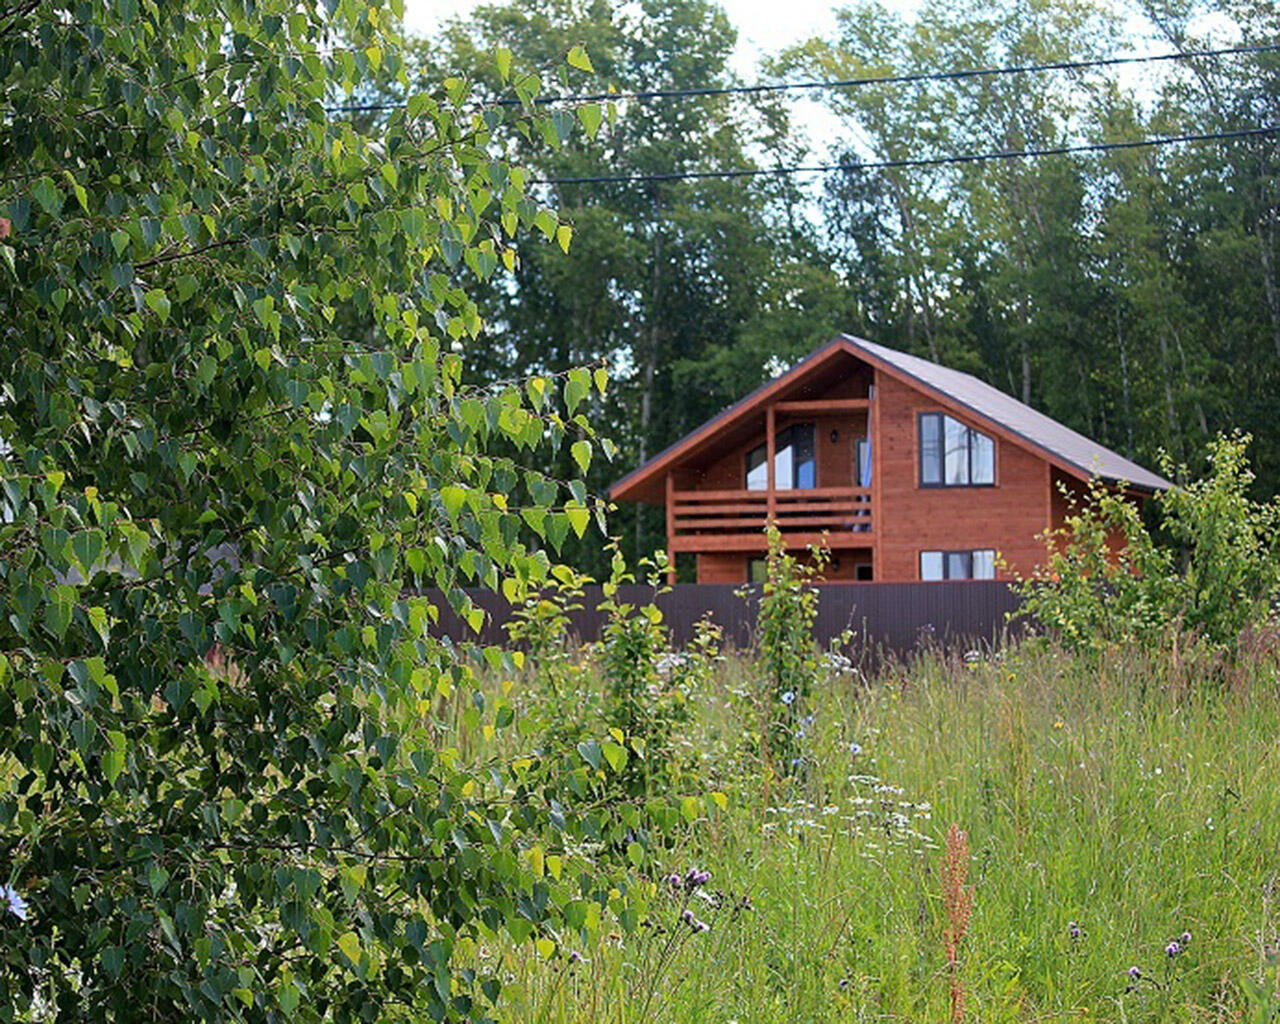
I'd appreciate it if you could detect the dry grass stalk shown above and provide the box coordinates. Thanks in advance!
[942,823,974,1024]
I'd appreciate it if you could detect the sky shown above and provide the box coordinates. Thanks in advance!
[402,0,858,71]
[400,0,906,153]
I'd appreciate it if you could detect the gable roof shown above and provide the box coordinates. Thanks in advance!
[609,334,1170,502]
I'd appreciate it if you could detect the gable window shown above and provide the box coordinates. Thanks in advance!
[920,549,996,581]
[919,412,995,487]
[745,423,816,490]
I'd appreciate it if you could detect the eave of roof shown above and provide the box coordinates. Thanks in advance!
[609,335,1171,502]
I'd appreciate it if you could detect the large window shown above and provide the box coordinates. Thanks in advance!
[919,549,996,580]
[919,412,994,487]
[745,423,816,490]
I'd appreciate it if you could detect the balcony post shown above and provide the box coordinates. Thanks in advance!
[665,472,676,585]
[765,405,776,525]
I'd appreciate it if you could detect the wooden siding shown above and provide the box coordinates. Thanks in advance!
[875,371,1051,581]
[696,548,872,584]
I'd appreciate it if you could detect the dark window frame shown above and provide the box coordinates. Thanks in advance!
[919,548,997,581]
[917,411,996,488]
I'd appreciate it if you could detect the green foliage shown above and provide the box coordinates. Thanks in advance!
[0,3,633,1020]
[1016,434,1280,657]
[1158,433,1280,646]
[1014,479,1179,651]
[596,547,719,798]
[749,526,826,770]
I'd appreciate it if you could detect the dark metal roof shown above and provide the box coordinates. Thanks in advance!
[844,335,1171,492]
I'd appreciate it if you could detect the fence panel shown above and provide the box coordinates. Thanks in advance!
[424,581,1023,658]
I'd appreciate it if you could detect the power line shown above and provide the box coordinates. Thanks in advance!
[326,41,1280,113]
[530,124,1280,185]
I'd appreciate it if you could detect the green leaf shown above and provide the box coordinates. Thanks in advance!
[337,930,361,964]
[145,288,171,322]
[577,103,603,138]
[440,486,467,522]
[570,440,592,474]
[567,45,594,73]
[495,46,512,81]
[565,505,590,539]
[32,176,63,215]
[576,738,602,770]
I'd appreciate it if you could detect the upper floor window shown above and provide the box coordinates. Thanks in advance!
[746,423,816,490]
[920,549,996,580]
[919,412,994,487]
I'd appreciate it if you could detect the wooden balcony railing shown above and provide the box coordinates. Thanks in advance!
[670,487,872,539]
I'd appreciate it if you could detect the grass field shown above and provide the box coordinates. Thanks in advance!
[449,639,1280,1023]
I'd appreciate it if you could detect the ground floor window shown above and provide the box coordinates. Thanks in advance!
[747,557,768,583]
[920,548,996,580]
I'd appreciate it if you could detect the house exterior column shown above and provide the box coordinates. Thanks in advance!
[765,404,776,525]
[665,472,676,584]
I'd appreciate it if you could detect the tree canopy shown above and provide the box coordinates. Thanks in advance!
[0,1,629,1019]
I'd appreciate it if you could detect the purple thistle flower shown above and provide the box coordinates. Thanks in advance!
[838,979,850,990]
[1068,921,1081,941]
[1165,941,1180,958]
[568,950,582,963]
[693,918,710,933]
[667,873,682,889]
[1180,931,1191,945]
[681,908,695,924]
[780,690,796,705]
[1128,966,1142,979]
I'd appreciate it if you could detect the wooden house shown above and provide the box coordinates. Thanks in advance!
[608,335,1169,583]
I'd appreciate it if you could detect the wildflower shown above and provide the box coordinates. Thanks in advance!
[838,978,850,990]
[848,742,862,756]
[1165,941,1180,958]
[568,950,583,964]
[681,908,695,925]
[780,690,796,706]
[1128,966,1141,979]
[1179,931,1191,945]
[1068,921,1081,941]
[693,919,711,933]
[801,714,815,728]
[1053,720,1064,730]
[1,885,27,921]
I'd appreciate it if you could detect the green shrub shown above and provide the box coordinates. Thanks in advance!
[1016,433,1280,658]
[749,526,826,771]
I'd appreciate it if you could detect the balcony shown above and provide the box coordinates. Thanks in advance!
[669,486,872,551]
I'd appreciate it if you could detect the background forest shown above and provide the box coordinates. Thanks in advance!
[401,0,1280,575]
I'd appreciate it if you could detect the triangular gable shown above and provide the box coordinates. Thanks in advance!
[609,335,1170,503]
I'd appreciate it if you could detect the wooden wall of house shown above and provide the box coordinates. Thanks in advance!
[875,372,1052,581]
[696,548,872,584]
[1049,467,1138,560]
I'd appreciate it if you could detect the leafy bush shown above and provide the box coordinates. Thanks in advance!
[1016,433,1280,657]
[0,5,627,1021]
[748,526,827,770]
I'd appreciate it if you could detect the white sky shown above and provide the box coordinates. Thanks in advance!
[403,0,858,69]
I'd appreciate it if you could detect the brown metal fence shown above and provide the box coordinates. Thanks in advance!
[425,581,1023,658]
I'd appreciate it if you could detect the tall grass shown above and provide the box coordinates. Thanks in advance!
[453,640,1280,1023]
